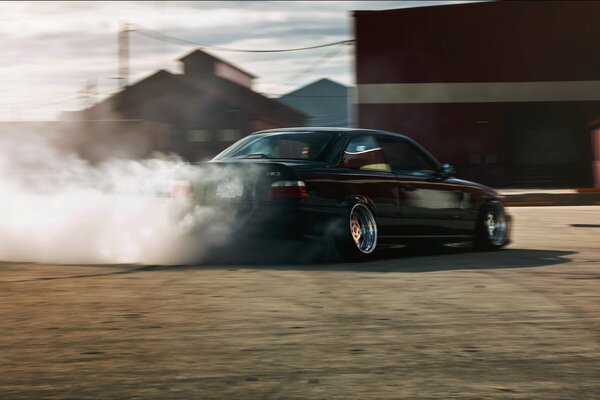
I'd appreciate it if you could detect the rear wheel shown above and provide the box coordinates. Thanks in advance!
[474,201,510,250]
[335,203,378,261]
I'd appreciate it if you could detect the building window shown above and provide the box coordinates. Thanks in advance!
[188,129,211,142]
[218,129,241,142]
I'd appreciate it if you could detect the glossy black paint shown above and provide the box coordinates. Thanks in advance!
[199,128,507,247]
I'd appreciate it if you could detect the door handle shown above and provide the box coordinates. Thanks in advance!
[401,183,417,191]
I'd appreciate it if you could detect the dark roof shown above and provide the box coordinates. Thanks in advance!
[178,49,257,79]
[88,69,176,111]
[179,74,306,124]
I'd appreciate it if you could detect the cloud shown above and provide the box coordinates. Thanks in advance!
[0,1,478,121]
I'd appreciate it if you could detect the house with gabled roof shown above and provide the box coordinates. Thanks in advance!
[76,49,307,161]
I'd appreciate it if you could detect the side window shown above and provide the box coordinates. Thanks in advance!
[342,135,392,172]
[378,137,438,176]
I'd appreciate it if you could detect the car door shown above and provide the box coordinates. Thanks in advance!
[331,134,403,238]
[377,135,466,236]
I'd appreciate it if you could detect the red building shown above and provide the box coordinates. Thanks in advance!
[354,1,600,187]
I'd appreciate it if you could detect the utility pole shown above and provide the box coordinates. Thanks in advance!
[87,79,97,106]
[118,21,131,89]
[78,79,98,109]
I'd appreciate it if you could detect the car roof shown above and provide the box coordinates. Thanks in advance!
[251,126,411,139]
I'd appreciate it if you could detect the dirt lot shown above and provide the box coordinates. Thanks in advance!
[0,206,599,399]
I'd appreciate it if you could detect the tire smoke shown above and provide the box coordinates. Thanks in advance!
[0,125,236,265]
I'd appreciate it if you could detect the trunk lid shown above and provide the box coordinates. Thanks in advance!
[184,159,321,206]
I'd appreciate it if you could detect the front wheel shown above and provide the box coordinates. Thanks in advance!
[335,203,378,261]
[474,201,510,251]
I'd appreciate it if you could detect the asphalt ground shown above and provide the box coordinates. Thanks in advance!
[0,206,599,399]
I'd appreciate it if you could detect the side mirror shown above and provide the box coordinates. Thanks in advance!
[438,163,455,179]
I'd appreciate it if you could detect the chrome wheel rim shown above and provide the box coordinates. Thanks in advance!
[485,203,508,246]
[349,204,377,254]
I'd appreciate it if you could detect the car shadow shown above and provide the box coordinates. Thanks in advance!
[169,240,576,273]
[2,242,576,283]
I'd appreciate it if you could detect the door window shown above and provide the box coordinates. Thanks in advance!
[343,135,392,172]
[378,137,438,176]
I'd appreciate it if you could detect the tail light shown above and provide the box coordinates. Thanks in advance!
[171,180,193,199]
[269,180,309,199]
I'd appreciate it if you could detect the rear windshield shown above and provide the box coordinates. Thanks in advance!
[212,131,337,161]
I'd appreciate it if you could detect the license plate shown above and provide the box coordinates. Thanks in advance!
[216,179,244,199]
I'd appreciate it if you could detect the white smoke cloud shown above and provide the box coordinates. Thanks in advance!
[0,124,240,265]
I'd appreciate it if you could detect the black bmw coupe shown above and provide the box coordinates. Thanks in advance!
[184,128,510,261]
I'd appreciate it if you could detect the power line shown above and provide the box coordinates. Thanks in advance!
[0,88,115,111]
[256,42,347,98]
[0,93,78,108]
[130,24,354,53]
[281,43,347,88]
[0,97,79,111]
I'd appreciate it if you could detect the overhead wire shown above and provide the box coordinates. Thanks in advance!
[280,42,347,89]
[0,24,353,117]
[130,22,353,99]
[0,93,79,109]
[0,97,79,111]
[130,24,354,53]
[0,88,116,112]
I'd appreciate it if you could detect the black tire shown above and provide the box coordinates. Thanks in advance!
[474,200,510,251]
[335,203,378,261]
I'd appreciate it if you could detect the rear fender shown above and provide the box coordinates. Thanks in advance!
[339,195,376,213]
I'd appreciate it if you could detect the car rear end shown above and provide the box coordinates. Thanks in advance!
[170,160,334,240]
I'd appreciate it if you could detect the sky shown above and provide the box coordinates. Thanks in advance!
[0,1,473,121]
